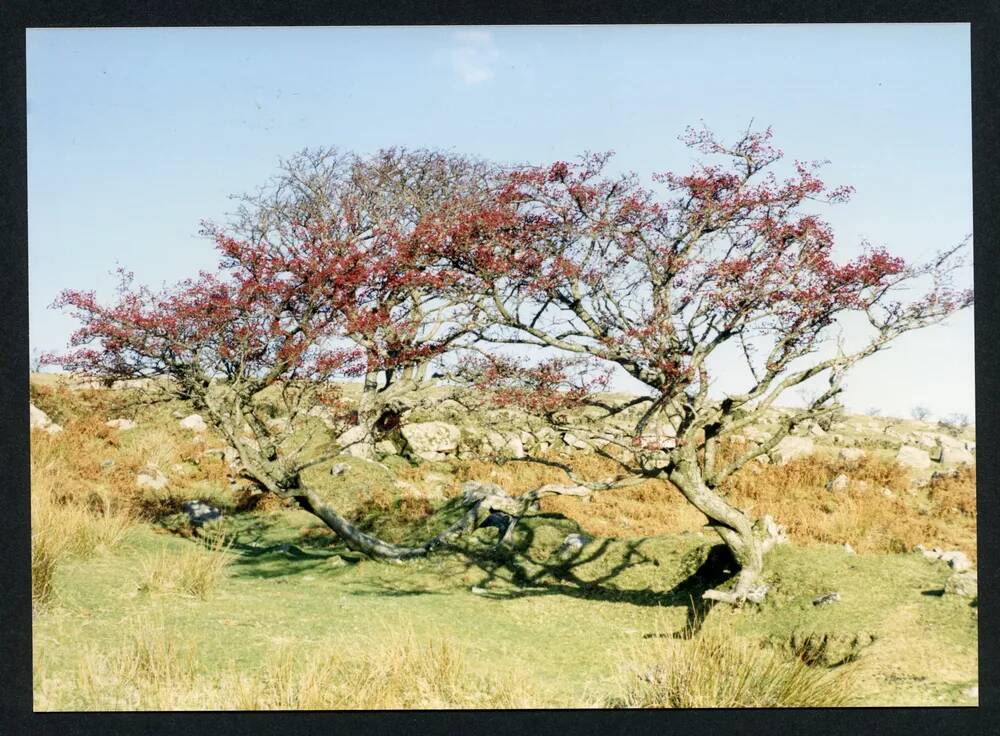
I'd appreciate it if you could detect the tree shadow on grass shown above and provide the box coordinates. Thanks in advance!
[200,512,365,580]
[206,507,739,632]
[457,535,737,635]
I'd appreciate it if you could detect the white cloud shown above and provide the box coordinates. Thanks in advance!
[450,30,499,85]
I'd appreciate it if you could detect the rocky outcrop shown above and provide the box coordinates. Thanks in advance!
[944,571,977,598]
[939,447,975,465]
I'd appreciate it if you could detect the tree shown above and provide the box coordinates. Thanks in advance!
[46,206,495,559]
[440,126,973,604]
[46,149,569,561]
[205,148,499,457]
[911,405,932,422]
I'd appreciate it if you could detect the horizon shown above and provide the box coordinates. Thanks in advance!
[26,24,974,419]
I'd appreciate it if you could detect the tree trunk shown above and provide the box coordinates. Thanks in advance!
[667,458,770,605]
[294,486,430,559]
[351,371,381,460]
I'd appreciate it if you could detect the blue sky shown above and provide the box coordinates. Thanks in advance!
[27,24,974,419]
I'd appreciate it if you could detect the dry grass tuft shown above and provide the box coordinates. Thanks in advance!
[71,624,538,710]
[612,625,859,708]
[77,616,199,710]
[234,631,535,710]
[138,535,232,600]
[31,437,135,606]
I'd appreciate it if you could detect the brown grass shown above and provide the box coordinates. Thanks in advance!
[30,397,231,521]
[31,434,136,606]
[612,625,859,708]
[449,445,975,560]
[927,465,977,518]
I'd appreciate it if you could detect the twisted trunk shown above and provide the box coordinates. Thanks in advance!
[667,454,778,605]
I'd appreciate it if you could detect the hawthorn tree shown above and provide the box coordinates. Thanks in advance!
[440,126,973,604]
[206,147,500,457]
[48,146,575,560]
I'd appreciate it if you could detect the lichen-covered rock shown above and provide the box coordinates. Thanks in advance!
[136,468,168,491]
[30,404,63,434]
[562,432,590,450]
[179,414,208,432]
[826,474,849,493]
[769,436,815,464]
[105,418,137,430]
[375,439,399,456]
[940,446,975,465]
[944,571,977,598]
[838,447,866,463]
[895,445,931,470]
[400,421,461,461]
[336,425,370,457]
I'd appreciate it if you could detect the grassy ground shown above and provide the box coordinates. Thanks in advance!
[30,377,978,709]
[32,507,978,709]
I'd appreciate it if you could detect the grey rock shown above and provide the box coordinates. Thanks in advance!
[336,425,370,457]
[562,432,590,450]
[400,421,461,461]
[895,445,931,470]
[181,499,222,526]
[826,474,850,493]
[105,418,137,430]
[944,571,977,598]
[812,591,841,606]
[179,414,208,432]
[329,463,349,476]
[30,404,63,435]
[553,533,592,558]
[838,447,866,463]
[940,446,975,465]
[374,439,399,456]
[940,550,972,572]
[136,468,168,491]
[769,436,815,464]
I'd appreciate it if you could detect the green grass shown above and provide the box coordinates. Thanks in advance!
[33,501,978,709]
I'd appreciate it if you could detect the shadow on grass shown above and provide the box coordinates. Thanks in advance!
[189,505,738,631]
[182,512,364,580]
[453,531,737,635]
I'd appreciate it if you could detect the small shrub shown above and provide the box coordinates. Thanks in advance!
[612,626,858,708]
